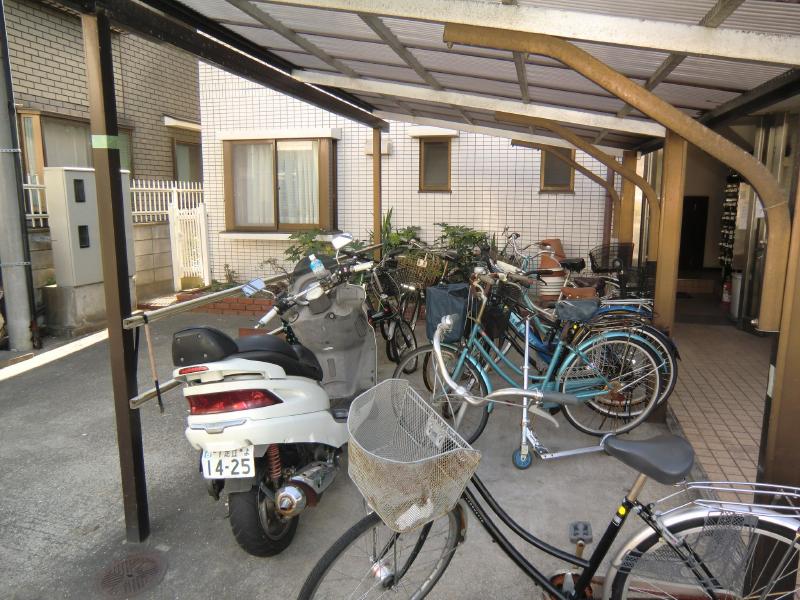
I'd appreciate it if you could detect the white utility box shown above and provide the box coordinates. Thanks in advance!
[45,167,135,286]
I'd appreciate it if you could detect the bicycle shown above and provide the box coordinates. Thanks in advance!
[297,318,800,600]
[393,274,664,446]
[361,248,418,366]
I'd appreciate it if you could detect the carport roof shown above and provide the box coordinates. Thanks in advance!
[142,0,800,151]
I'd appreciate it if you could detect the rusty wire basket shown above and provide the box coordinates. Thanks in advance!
[394,253,446,290]
[347,379,481,533]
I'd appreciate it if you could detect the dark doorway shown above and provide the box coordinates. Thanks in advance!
[679,195,709,271]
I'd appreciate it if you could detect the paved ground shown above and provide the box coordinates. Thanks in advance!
[1,313,680,600]
[671,295,772,488]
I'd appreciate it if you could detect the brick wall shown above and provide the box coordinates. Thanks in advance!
[200,63,617,282]
[5,0,200,180]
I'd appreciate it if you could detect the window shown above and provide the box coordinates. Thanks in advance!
[42,117,92,169]
[419,137,451,192]
[174,141,202,181]
[29,115,133,173]
[540,146,575,192]
[223,138,336,232]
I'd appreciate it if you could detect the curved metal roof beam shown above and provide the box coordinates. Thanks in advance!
[445,24,789,332]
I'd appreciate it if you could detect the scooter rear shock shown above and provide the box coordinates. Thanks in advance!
[267,444,282,483]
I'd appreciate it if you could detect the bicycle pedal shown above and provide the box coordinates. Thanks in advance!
[568,521,592,543]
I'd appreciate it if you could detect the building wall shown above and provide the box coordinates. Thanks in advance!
[683,145,729,269]
[5,0,200,180]
[200,63,613,281]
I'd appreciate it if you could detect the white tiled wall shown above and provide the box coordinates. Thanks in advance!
[200,63,615,281]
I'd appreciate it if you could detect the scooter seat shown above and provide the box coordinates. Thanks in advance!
[234,335,323,381]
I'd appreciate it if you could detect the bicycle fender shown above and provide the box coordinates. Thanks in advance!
[453,500,469,545]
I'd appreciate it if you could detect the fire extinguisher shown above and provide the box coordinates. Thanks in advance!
[721,277,732,311]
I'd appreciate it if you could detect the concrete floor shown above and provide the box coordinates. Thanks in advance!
[1,313,678,599]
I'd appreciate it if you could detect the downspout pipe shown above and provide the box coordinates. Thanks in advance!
[0,0,36,351]
[506,114,660,258]
[445,24,789,332]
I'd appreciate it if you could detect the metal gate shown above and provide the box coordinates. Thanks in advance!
[168,201,211,291]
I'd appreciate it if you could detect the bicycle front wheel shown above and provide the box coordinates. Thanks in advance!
[393,345,490,444]
[559,337,661,436]
[298,511,461,600]
[610,512,800,600]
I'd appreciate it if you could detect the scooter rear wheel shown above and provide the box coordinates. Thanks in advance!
[229,485,298,556]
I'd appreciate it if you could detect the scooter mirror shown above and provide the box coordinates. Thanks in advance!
[331,233,353,250]
[242,278,266,297]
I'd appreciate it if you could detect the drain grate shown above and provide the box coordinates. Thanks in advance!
[97,550,167,599]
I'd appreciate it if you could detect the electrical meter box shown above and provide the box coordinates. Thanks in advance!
[45,167,135,287]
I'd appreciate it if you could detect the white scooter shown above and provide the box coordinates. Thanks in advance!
[172,234,377,556]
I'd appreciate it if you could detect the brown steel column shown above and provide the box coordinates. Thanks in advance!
[760,176,800,487]
[653,131,688,334]
[604,168,615,246]
[372,128,382,250]
[82,12,148,542]
[619,151,637,243]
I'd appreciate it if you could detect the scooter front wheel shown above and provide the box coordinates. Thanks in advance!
[229,485,298,556]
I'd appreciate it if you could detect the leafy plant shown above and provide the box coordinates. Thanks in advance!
[435,223,489,263]
[380,208,421,252]
[223,263,238,284]
[284,229,333,263]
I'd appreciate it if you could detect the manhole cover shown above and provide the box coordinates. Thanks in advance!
[97,550,167,599]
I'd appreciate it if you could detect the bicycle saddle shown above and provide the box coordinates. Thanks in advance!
[559,257,586,273]
[603,435,694,484]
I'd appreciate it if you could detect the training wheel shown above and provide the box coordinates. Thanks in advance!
[512,449,533,469]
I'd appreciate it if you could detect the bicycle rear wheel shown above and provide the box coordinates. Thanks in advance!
[610,512,800,600]
[298,510,460,600]
[559,337,661,436]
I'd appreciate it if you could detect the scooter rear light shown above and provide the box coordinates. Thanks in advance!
[178,366,209,375]
[187,389,282,415]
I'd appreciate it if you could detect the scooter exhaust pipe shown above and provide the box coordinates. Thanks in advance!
[275,461,338,518]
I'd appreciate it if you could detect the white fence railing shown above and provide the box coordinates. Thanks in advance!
[23,177,203,228]
[24,174,48,229]
[130,180,203,223]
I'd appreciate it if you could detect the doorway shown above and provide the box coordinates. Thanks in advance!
[679,195,708,272]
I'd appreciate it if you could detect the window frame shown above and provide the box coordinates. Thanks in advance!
[418,136,452,193]
[223,137,336,233]
[540,146,576,193]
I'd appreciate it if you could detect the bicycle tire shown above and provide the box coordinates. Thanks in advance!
[559,336,661,436]
[399,290,422,329]
[610,512,800,600]
[297,510,460,600]
[393,344,490,444]
[392,320,419,372]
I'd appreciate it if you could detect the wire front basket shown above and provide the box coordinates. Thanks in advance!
[348,379,481,533]
[395,254,446,289]
[589,243,634,274]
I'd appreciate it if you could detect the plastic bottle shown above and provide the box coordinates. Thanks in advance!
[308,254,327,278]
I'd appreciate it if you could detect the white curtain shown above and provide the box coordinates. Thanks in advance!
[277,140,318,224]
[42,117,92,168]
[233,142,275,227]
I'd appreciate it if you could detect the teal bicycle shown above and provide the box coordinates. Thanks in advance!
[393,275,663,458]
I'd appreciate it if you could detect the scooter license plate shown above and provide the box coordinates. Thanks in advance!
[201,446,255,479]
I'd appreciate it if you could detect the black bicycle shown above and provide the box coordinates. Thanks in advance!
[297,319,800,600]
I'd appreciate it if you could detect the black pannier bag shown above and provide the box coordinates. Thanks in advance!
[425,283,469,344]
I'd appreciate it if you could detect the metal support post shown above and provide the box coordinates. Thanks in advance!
[82,11,148,542]
[653,131,688,334]
[618,150,637,244]
[372,127,382,250]
[759,174,800,487]
[0,0,33,351]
